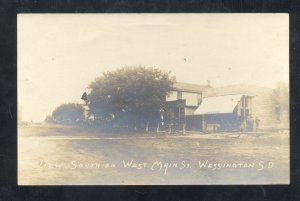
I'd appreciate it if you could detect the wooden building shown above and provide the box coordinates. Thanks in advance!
[164,82,289,132]
[163,82,210,130]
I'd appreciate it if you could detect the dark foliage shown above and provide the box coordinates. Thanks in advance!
[51,103,85,125]
[87,66,175,130]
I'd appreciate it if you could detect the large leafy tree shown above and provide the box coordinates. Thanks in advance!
[87,66,175,130]
[52,103,85,125]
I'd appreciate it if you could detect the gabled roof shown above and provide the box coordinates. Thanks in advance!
[174,82,210,93]
[194,94,243,115]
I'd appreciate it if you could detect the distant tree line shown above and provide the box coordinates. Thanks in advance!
[45,103,85,125]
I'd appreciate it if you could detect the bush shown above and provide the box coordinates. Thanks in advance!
[51,103,85,125]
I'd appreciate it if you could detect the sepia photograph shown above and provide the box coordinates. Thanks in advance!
[17,14,289,185]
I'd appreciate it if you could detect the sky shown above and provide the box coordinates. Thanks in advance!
[18,14,289,122]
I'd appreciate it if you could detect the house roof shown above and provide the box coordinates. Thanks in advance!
[203,84,274,98]
[174,82,210,93]
[194,94,243,115]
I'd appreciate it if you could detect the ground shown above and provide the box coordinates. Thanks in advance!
[18,123,289,185]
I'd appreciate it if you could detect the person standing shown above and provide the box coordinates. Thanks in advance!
[250,116,254,131]
[255,117,260,131]
[240,121,247,132]
[246,116,254,131]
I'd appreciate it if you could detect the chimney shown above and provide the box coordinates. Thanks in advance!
[207,80,211,87]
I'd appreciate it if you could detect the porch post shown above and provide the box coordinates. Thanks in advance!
[202,114,206,132]
[243,96,246,122]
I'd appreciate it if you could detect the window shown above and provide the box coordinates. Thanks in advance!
[238,96,252,118]
[245,97,248,107]
[241,96,245,107]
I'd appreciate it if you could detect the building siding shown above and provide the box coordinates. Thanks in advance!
[165,83,289,131]
[203,85,287,130]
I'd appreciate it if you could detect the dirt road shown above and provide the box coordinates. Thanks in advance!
[18,124,289,185]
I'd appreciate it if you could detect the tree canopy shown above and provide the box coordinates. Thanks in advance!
[51,103,85,125]
[87,66,175,130]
